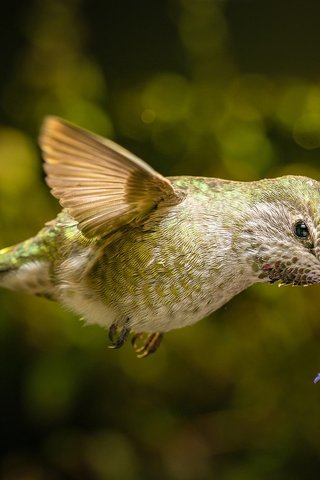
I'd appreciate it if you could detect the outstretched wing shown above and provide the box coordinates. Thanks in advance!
[40,117,182,238]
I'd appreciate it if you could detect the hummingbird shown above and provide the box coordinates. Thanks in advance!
[1,117,320,357]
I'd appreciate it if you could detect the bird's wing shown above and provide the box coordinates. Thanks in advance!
[40,116,183,238]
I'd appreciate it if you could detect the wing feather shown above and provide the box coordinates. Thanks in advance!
[40,117,182,238]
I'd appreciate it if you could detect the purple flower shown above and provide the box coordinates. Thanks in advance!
[314,373,320,384]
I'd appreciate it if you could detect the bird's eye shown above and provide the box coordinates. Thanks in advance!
[294,221,309,239]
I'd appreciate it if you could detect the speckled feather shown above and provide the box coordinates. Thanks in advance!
[1,118,320,353]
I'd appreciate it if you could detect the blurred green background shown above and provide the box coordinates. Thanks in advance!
[1,0,320,478]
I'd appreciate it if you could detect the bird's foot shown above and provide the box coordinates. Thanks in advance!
[108,320,130,349]
[131,332,163,358]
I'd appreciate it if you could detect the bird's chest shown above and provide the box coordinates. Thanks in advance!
[93,229,237,331]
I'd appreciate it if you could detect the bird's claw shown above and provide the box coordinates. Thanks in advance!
[108,320,130,349]
[108,322,163,357]
[131,332,163,358]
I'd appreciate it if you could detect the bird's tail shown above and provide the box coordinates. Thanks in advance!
[0,236,54,299]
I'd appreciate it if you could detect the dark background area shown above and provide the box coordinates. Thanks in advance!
[1,1,320,479]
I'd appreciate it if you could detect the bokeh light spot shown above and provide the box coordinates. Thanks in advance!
[293,114,320,149]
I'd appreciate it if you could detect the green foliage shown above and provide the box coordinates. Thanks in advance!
[1,0,320,478]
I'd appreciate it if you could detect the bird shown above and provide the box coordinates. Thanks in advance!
[1,116,320,357]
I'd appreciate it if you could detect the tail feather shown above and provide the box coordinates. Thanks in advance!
[0,213,82,300]
[0,241,55,299]
[0,245,18,278]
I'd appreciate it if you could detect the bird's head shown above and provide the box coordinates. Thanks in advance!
[240,175,320,285]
